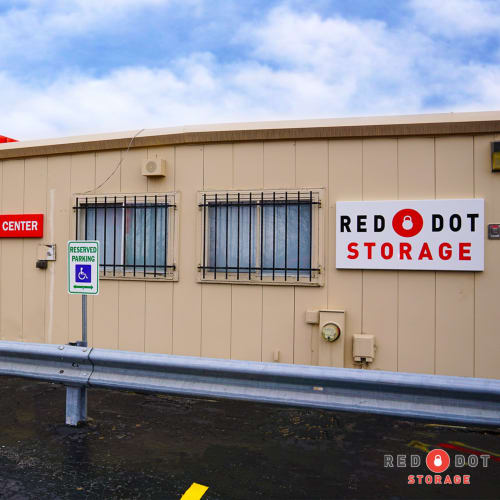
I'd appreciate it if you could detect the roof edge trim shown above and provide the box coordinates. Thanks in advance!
[1,120,500,159]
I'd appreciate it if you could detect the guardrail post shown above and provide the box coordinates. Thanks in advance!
[65,386,87,426]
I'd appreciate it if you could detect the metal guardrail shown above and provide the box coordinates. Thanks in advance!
[0,341,91,386]
[0,340,499,427]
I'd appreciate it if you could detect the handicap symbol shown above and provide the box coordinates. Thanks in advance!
[75,264,91,283]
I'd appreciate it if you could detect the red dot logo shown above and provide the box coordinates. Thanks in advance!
[426,449,450,474]
[392,209,424,237]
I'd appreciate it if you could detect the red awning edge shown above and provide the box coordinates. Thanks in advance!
[0,136,18,143]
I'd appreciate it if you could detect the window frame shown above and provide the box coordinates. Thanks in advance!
[197,188,324,286]
[73,192,179,282]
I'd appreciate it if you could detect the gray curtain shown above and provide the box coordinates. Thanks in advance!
[208,205,256,271]
[262,204,311,275]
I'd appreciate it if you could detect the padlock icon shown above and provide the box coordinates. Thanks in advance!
[402,215,413,230]
[434,454,442,467]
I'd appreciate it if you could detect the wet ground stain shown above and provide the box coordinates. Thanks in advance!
[0,376,498,499]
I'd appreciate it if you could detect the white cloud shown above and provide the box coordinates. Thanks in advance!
[242,7,389,70]
[0,0,182,61]
[235,5,488,114]
[238,6,429,103]
[410,0,500,36]
[1,2,500,140]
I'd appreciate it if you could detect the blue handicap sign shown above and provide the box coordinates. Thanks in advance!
[75,265,91,283]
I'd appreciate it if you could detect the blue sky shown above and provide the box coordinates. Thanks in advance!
[1,0,500,140]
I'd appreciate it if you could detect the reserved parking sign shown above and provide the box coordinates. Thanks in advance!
[336,199,484,271]
[68,240,100,294]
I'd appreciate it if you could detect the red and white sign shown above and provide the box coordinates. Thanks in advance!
[336,200,484,271]
[0,214,44,238]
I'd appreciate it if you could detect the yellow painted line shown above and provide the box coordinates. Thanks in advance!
[180,483,209,500]
[425,423,466,430]
[449,441,500,458]
[407,440,431,453]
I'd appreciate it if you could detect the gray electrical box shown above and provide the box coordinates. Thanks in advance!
[488,224,500,239]
[353,334,375,363]
[37,244,56,260]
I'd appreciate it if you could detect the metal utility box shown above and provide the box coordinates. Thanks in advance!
[353,334,375,363]
[491,141,500,171]
[318,310,345,368]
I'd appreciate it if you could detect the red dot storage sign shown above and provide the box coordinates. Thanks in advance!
[0,214,44,238]
[336,200,484,271]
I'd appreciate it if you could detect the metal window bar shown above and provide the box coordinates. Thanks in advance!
[272,191,276,282]
[75,198,79,239]
[284,192,288,282]
[84,197,88,240]
[214,193,218,280]
[237,193,240,280]
[94,197,97,249]
[154,195,158,278]
[248,192,252,280]
[199,191,320,282]
[143,195,147,277]
[113,196,117,277]
[163,195,168,278]
[203,194,207,279]
[225,193,229,280]
[133,196,137,277]
[103,197,107,276]
[297,191,300,282]
[309,191,313,282]
[74,195,175,279]
[123,196,127,277]
[260,191,264,280]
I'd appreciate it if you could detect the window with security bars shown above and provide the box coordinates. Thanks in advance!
[74,194,177,279]
[199,190,323,284]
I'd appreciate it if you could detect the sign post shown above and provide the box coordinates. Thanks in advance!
[68,240,99,346]
[66,240,99,426]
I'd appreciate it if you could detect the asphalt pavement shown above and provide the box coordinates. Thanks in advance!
[0,376,498,499]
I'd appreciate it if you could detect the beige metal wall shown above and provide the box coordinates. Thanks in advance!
[0,134,499,379]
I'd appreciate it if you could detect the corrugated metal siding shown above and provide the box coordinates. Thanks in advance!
[0,134,498,379]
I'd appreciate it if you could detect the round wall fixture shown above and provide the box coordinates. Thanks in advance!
[145,160,157,173]
[321,322,341,342]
